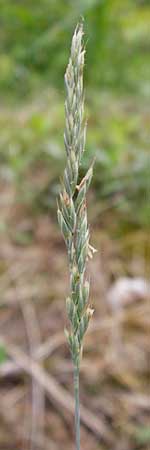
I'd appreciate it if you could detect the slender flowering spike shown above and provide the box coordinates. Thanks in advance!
[58,22,96,365]
[58,23,96,450]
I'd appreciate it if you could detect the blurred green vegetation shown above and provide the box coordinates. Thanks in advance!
[0,344,7,364]
[0,0,150,230]
[134,426,150,445]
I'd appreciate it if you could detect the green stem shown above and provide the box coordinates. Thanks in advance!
[73,364,80,450]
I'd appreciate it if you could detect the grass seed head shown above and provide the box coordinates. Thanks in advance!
[58,23,96,367]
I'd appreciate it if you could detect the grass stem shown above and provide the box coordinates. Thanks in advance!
[74,364,80,450]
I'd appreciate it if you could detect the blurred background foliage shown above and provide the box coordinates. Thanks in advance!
[0,0,149,230]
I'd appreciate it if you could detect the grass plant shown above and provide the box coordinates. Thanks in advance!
[57,22,96,450]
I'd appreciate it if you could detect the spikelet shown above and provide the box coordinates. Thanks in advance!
[58,23,96,368]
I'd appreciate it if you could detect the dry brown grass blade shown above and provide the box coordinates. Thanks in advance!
[0,335,112,444]
[19,298,45,450]
[0,332,65,378]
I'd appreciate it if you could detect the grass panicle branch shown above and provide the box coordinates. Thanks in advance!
[57,22,96,450]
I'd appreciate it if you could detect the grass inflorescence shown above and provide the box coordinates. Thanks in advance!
[57,22,96,450]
